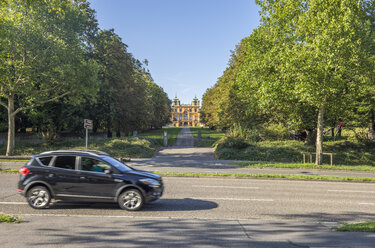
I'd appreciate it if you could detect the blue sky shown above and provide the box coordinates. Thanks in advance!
[88,0,261,104]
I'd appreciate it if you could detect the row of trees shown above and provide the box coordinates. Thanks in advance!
[0,0,171,155]
[201,0,375,164]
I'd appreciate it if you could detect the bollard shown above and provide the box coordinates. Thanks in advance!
[163,131,168,147]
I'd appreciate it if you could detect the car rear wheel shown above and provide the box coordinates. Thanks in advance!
[26,186,51,209]
[118,189,144,211]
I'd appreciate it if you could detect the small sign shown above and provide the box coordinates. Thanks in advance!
[84,119,93,129]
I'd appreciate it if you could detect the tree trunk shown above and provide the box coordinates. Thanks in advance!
[315,105,325,165]
[304,129,316,145]
[6,95,15,156]
[107,129,112,138]
[369,109,375,140]
[106,118,112,138]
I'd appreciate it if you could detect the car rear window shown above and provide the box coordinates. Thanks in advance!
[54,156,76,170]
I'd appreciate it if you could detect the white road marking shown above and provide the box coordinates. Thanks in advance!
[0,202,27,205]
[359,202,375,206]
[328,190,375,194]
[196,197,273,202]
[192,185,259,189]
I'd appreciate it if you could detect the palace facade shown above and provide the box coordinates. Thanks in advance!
[171,96,201,127]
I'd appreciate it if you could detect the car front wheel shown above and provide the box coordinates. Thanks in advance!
[26,186,51,209]
[118,189,144,211]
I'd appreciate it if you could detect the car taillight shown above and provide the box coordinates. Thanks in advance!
[19,168,30,175]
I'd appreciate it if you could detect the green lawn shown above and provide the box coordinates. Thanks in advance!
[138,127,181,146]
[190,127,225,147]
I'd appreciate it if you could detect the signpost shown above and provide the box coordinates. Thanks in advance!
[84,119,93,151]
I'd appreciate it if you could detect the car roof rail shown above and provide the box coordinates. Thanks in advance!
[38,149,109,156]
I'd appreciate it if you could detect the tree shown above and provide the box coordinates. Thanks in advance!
[91,29,170,136]
[237,0,375,164]
[0,0,98,155]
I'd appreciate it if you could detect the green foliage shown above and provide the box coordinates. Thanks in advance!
[0,213,22,223]
[201,0,375,164]
[214,136,250,150]
[228,123,261,143]
[0,1,171,155]
[259,123,290,141]
[102,138,157,158]
[0,0,100,155]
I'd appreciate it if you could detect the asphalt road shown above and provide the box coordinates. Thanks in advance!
[1,173,375,247]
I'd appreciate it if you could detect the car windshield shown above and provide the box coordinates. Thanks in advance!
[100,156,132,173]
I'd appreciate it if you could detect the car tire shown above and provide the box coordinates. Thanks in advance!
[118,189,144,211]
[26,186,51,209]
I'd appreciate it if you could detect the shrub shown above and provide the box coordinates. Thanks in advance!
[259,123,290,141]
[215,136,250,150]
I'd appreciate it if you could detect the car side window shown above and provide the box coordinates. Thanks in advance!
[29,156,53,167]
[38,157,52,166]
[54,156,76,170]
[81,157,111,173]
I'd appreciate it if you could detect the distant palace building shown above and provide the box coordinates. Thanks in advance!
[171,96,201,127]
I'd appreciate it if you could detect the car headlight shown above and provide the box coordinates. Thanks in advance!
[140,178,160,188]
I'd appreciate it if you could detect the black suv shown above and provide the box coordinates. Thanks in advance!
[18,150,163,211]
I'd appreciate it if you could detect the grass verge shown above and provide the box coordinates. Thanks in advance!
[0,213,22,223]
[153,171,375,182]
[333,222,375,232]
[0,169,19,173]
[234,162,375,172]
[190,127,225,147]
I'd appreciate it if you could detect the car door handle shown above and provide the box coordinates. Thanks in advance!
[80,176,86,179]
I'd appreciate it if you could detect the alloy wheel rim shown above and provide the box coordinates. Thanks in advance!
[29,189,49,207]
[122,191,141,209]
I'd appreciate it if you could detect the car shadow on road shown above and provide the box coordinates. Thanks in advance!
[48,198,218,212]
